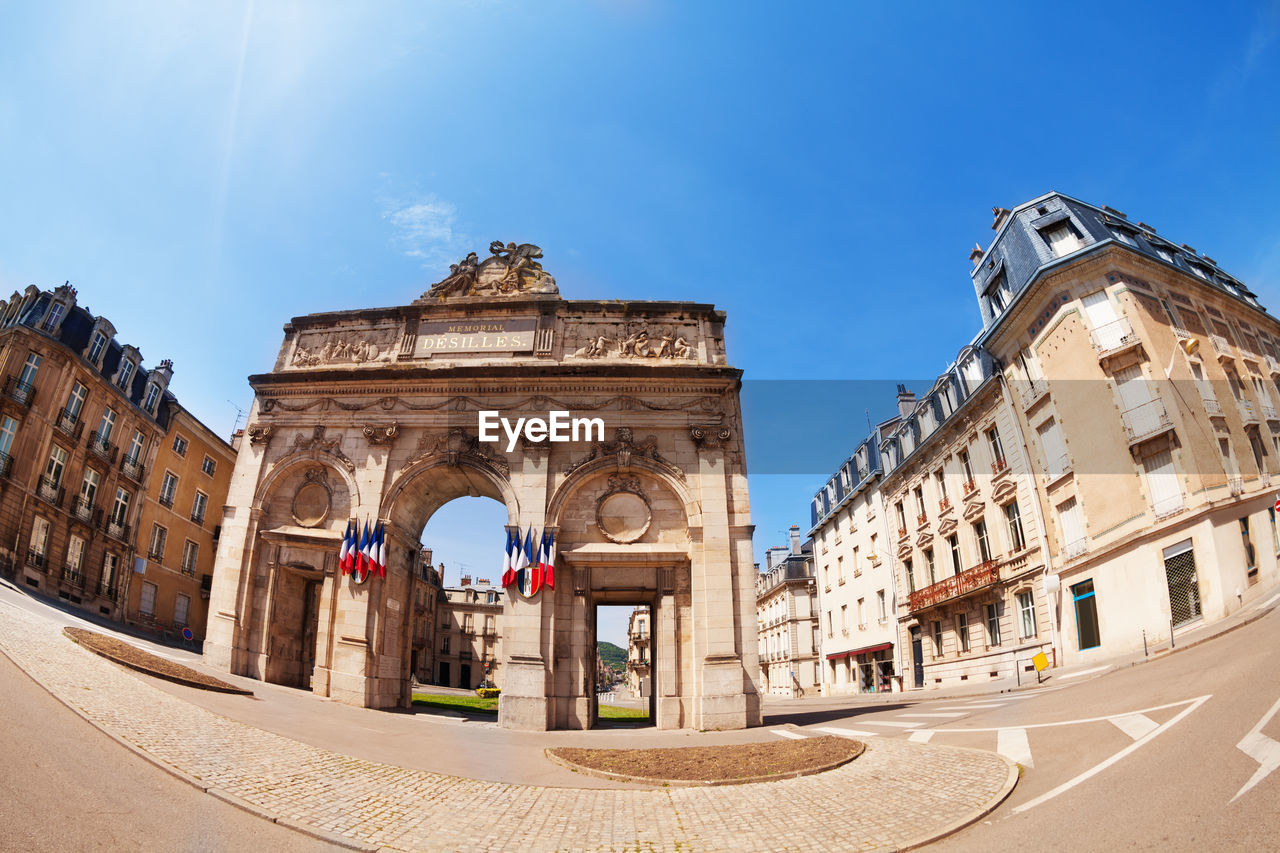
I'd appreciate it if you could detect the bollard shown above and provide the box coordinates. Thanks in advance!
[1170,619,1175,650]
[1143,629,1148,658]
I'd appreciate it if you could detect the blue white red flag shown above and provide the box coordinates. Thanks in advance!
[339,519,354,575]
[501,529,516,587]
[540,529,555,590]
[530,528,543,595]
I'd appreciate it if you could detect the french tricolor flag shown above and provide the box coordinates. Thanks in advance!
[339,519,355,575]
[501,529,517,587]
[540,529,555,591]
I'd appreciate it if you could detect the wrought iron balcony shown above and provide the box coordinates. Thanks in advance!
[106,518,130,542]
[1263,402,1279,422]
[181,562,196,577]
[1202,396,1224,417]
[1122,399,1175,445]
[916,512,929,527]
[896,525,908,540]
[908,560,999,613]
[1237,399,1260,426]
[158,493,175,509]
[1152,494,1186,520]
[1021,377,1049,408]
[191,508,206,525]
[0,452,11,478]
[1064,537,1089,559]
[991,456,1009,477]
[61,565,85,587]
[36,476,64,507]
[1228,475,1245,496]
[70,496,95,524]
[961,478,978,496]
[1268,355,1280,376]
[88,430,117,462]
[26,550,47,570]
[3,376,35,407]
[97,580,118,599]
[55,410,83,440]
[120,456,145,482]
[1090,317,1141,359]
[938,497,952,514]
[1210,334,1234,360]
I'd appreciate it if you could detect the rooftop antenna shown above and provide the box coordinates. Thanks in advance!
[866,408,872,434]
[227,400,248,434]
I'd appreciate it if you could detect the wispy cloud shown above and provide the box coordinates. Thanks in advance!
[382,194,470,272]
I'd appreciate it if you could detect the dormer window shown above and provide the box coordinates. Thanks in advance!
[1042,220,1083,257]
[41,302,65,332]
[88,331,107,365]
[143,383,160,415]
[116,360,135,391]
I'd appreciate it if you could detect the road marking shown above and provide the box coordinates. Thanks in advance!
[1109,713,1158,740]
[1059,665,1109,680]
[772,729,807,739]
[817,726,878,738]
[896,712,966,718]
[1260,592,1280,610]
[925,696,1206,733]
[1231,694,1280,803]
[853,720,924,729]
[997,728,1034,768]
[908,730,935,743]
[939,703,1007,710]
[1011,694,1212,814]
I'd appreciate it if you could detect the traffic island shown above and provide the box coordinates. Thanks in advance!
[546,735,864,786]
[63,627,252,695]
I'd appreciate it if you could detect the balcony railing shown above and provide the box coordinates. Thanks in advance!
[88,430,117,462]
[1237,399,1260,426]
[908,560,999,613]
[1122,398,1175,445]
[3,376,35,407]
[158,493,175,509]
[61,564,85,587]
[97,580,118,599]
[106,519,130,542]
[1047,453,1072,481]
[991,457,1009,476]
[897,526,908,540]
[191,509,206,525]
[1064,537,1089,559]
[120,456,145,482]
[181,562,196,577]
[0,452,11,478]
[1021,377,1049,408]
[70,496,95,524]
[1152,494,1186,520]
[1202,396,1224,417]
[1268,355,1280,376]
[916,512,929,527]
[36,476,64,508]
[961,478,978,496]
[55,410,83,441]
[938,497,952,514]
[1210,334,1234,359]
[1090,317,1141,359]
[1228,475,1245,496]
[26,550,47,571]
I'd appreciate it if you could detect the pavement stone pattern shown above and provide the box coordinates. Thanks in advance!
[0,599,1012,852]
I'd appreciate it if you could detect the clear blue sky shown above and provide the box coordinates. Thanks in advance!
[3,2,1278,646]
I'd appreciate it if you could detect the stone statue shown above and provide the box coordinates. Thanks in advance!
[420,241,558,300]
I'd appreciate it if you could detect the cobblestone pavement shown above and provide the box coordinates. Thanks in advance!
[0,598,1015,852]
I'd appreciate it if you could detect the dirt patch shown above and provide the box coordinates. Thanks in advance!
[547,735,862,786]
[63,627,252,695]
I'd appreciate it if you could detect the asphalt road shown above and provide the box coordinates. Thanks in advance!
[770,606,1280,851]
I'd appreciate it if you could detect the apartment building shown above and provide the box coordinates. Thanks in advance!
[0,283,230,638]
[809,429,902,694]
[627,605,651,697]
[756,527,820,697]
[409,549,443,683]
[435,574,503,689]
[811,193,1280,689]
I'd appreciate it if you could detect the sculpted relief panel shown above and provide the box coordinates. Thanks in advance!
[289,324,399,368]
[568,322,696,361]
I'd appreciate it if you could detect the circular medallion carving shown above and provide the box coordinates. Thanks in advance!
[292,481,331,527]
[597,490,651,543]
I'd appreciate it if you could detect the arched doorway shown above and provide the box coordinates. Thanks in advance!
[202,244,762,730]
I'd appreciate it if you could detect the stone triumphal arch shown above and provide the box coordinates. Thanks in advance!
[203,244,762,730]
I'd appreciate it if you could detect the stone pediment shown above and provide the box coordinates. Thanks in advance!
[421,241,558,300]
[962,499,986,522]
[992,479,1019,505]
[897,539,913,560]
[937,516,959,537]
[915,530,933,548]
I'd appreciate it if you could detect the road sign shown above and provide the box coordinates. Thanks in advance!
[484,661,491,671]
[182,627,193,642]
[1032,651,1049,672]
[1273,494,1280,513]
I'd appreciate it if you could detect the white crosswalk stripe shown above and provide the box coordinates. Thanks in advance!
[772,729,807,739]
[940,703,1007,710]
[1109,713,1159,740]
[853,720,923,729]
[817,726,878,738]
[997,727,1034,768]
[908,730,936,743]
[897,712,965,718]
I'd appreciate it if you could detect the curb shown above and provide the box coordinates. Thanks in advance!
[543,736,866,787]
[63,628,254,696]
[896,743,1021,851]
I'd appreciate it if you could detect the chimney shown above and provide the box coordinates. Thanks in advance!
[896,383,916,418]
[991,207,1011,231]
[789,525,802,555]
[969,243,984,268]
[460,573,471,588]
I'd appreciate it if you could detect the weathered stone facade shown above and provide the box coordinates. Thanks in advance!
[204,256,760,731]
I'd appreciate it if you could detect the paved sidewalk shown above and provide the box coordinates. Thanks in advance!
[0,596,1016,853]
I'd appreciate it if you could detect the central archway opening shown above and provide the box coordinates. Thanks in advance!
[408,494,508,719]
[593,603,654,728]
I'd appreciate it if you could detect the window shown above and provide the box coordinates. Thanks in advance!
[1005,501,1027,552]
[148,524,167,561]
[987,427,1006,469]
[101,552,119,592]
[45,445,69,488]
[877,589,886,620]
[143,383,160,414]
[895,501,906,532]
[1143,449,1184,517]
[904,558,915,593]
[30,516,50,557]
[924,548,937,585]
[1017,591,1037,639]
[174,593,190,627]
[840,604,848,633]
[18,352,41,389]
[441,635,450,653]
[857,598,865,627]
[931,620,944,656]
[140,581,157,617]
[1037,417,1069,479]
[1058,497,1087,557]
[65,381,88,421]
[110,487,131,526]
[948,534,962,575]
[974,519,992,563]
[78,469,100,509]
[201,455,217,476]
[1072,580,1101,650]
[191,490,208,524]
[42,302,65,331]
[960,449,975,483]
[159,471,178,507]
[837,555,844,583]
[67,535,85,572]
[97,407,116,443]
[116,359,134,391]
[985,603,1001,646]
[172,434,188,456]
[1240,518,1256,574]
[956,612,970,653]
[0,415,17,459]
[126,431,145,465]
[1042,220,1083,257]
[935,469,947,500]
[826,611,833,638]
[180,540,197,573]
[87,331,107,364]
[914,486,926,518]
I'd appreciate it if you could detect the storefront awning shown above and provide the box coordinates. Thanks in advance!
[825,642,892,660]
